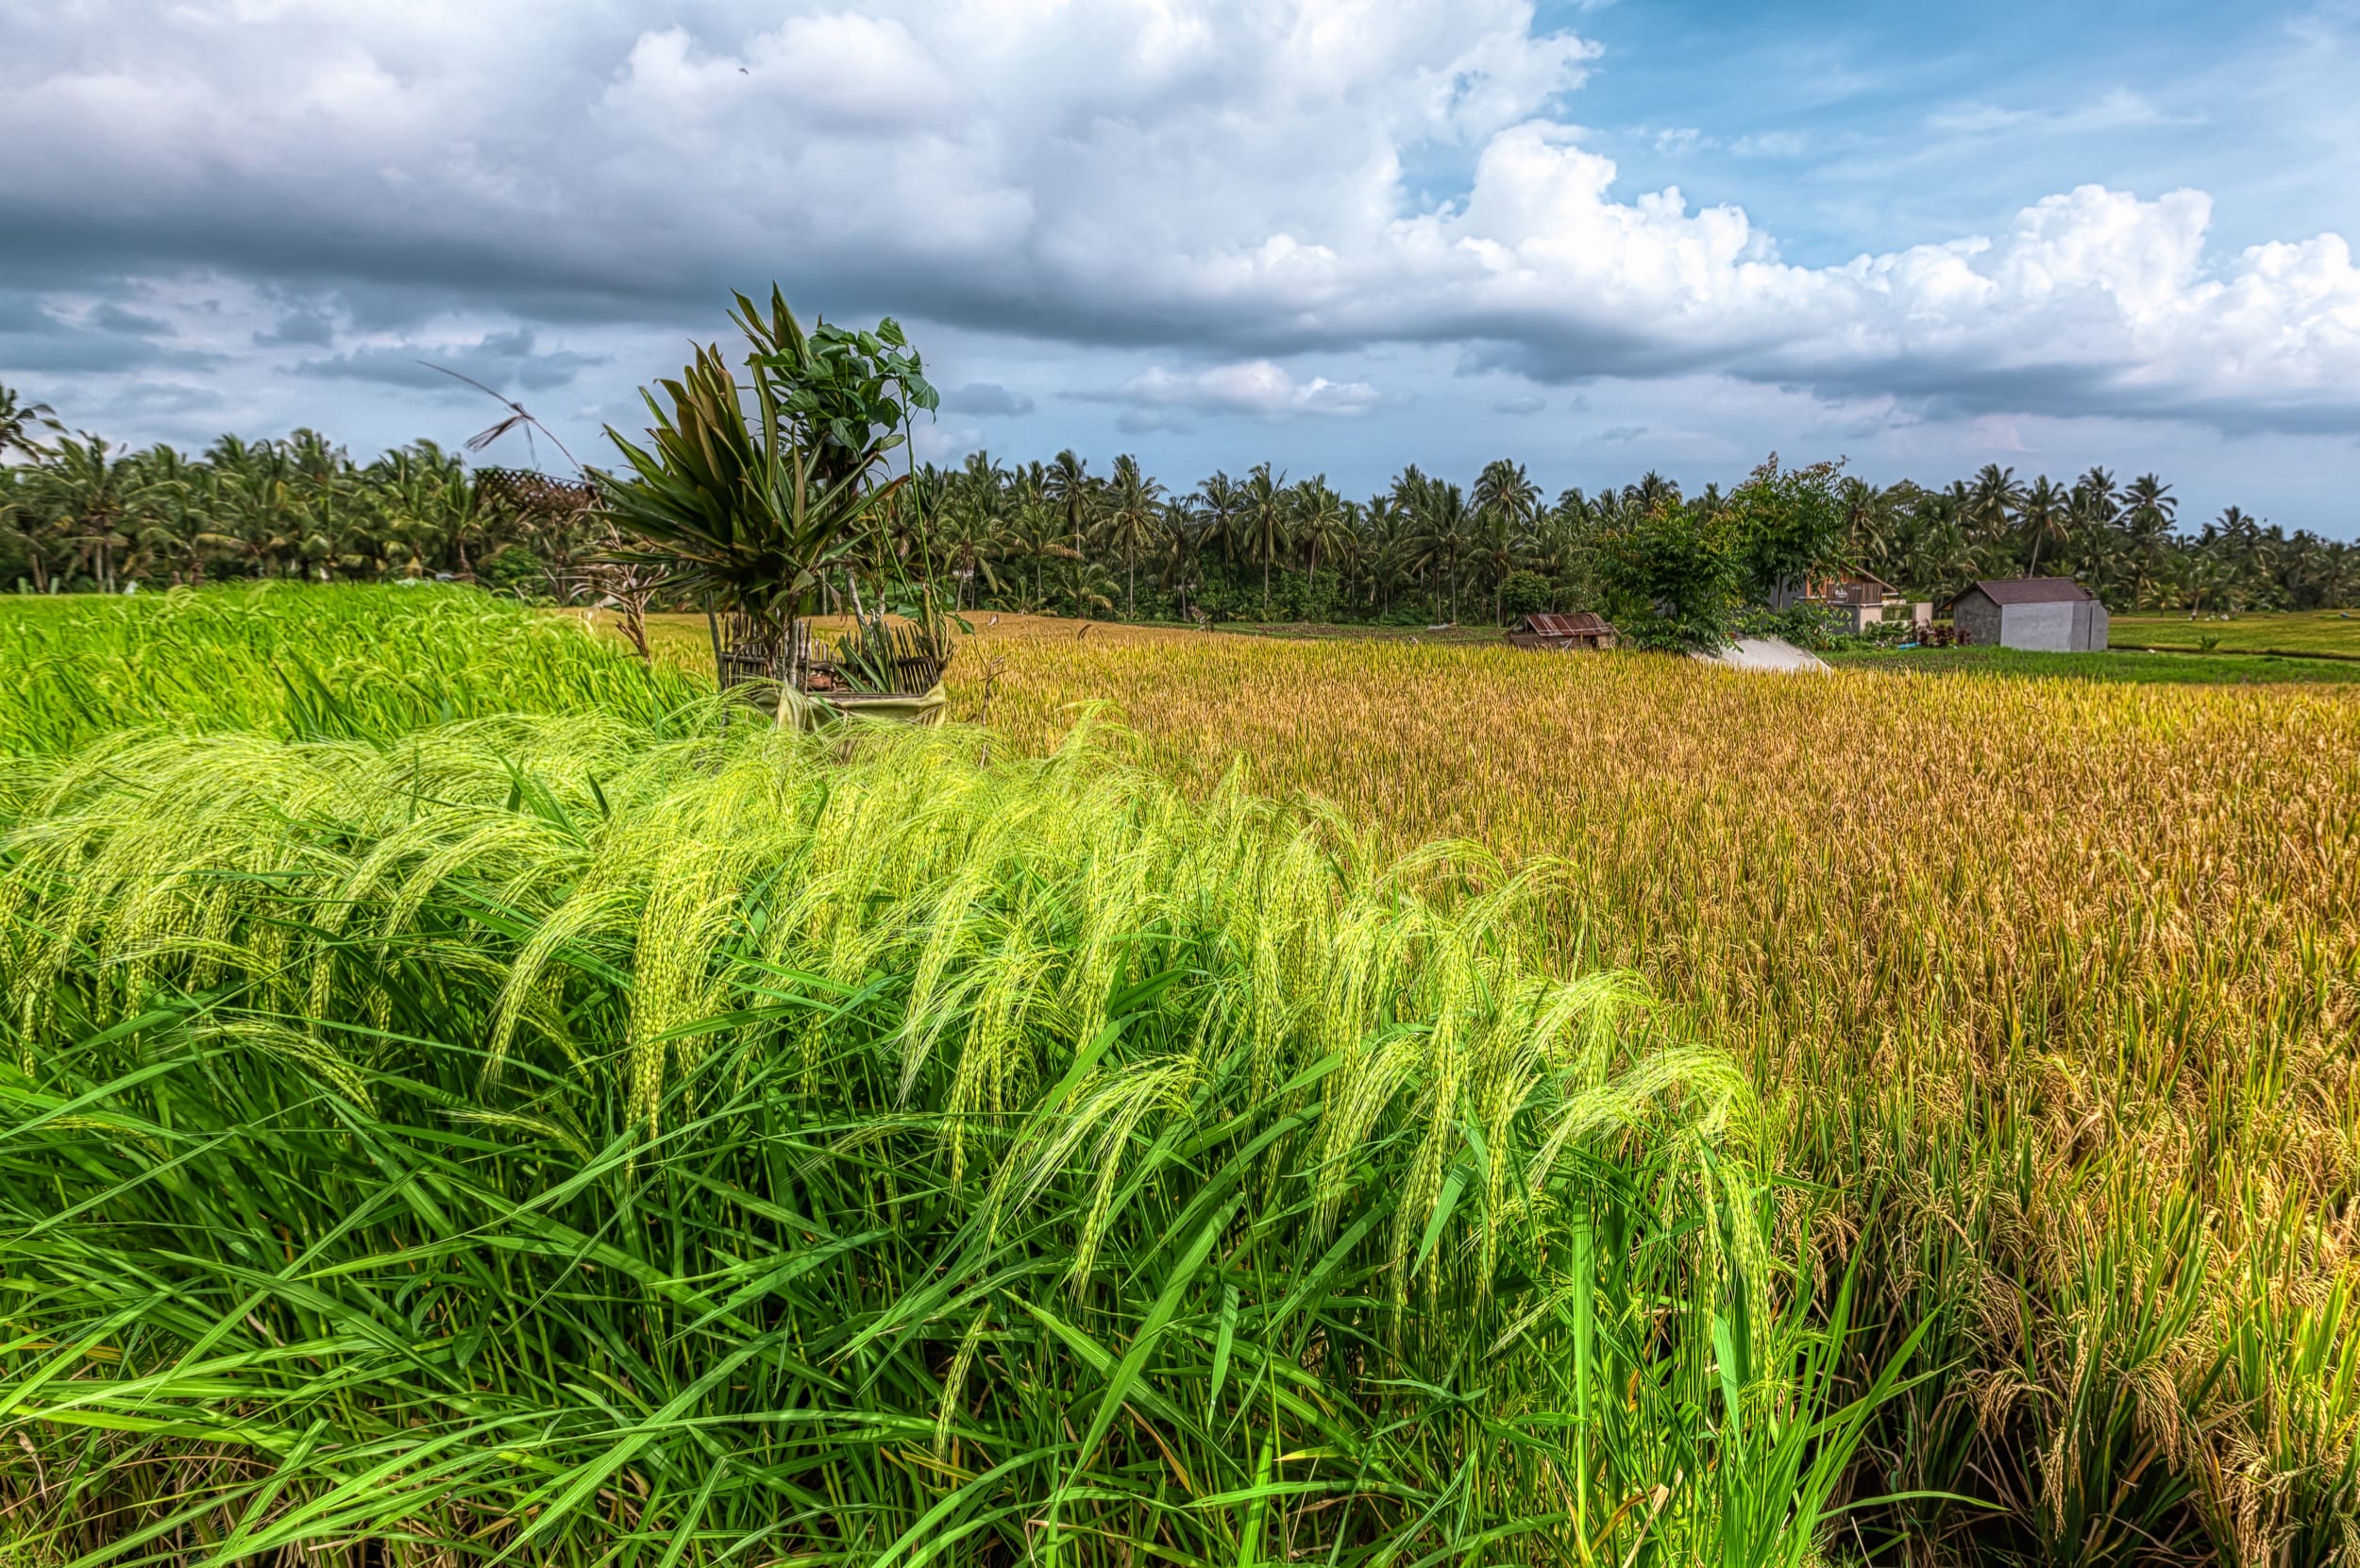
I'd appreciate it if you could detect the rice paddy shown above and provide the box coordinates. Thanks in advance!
[6,588,2358,1563]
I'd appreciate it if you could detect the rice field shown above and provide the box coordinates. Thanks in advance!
[5,589,2358,1563]
[924,615,2360,1564]
[2111,609,2360,658]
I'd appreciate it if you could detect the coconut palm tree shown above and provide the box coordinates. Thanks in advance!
[2120,474,2177,609]
[1474,458,1541,537]
[1156,497,1206,620]
[1192,470,1242,569]
[1292,474,1353,587]
[0,463,64,591]
[1357,496,1413,615]
[0,385,62,459]
[1402,480,1475,622]
[1968,464,2025,556]
[128,444,207,585]
[935,466,1006,611]
[41,435,157,593]
[1045,449,1096,548]
[1237,463,1291,619]
[1100,454,1165,619]
[1004,469,1064,612]
[1467,503,1526,624]
[2017,475,2069,579]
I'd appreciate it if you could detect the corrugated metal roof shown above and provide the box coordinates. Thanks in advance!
[1516,612,1614,636]
[1956,578,2096,607]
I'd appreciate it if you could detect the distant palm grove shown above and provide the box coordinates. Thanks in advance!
[2,384,2352,618]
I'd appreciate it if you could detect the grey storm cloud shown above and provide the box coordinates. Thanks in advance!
[254,309,338,348]
[0,292,225,377]
[90,303,175,337]
[294,330,603,395]
[942,382,1036,416]
[1,1,2355,444]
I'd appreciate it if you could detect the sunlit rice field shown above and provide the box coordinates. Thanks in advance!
[623,603,2360,1556]
[5,588,2358,1563]
[935,615,2360,1560]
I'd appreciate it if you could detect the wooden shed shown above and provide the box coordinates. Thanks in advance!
[1507,612,1618,650]
[1803,568,1900,632]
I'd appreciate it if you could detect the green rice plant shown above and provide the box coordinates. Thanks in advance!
[0,714,1904,1565]
[0,583,700,756]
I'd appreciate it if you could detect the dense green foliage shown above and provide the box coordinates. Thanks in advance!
[1597,499,1745,653]
[1728,457,1846,612]
[0,590,1915,1564]
[910,450,2355,628]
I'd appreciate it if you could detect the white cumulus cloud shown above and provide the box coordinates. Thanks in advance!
[0,0,2354,445]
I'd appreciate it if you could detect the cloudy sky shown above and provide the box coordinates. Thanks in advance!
[6,0,2357,532]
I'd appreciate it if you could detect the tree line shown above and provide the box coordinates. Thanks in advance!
[911,450,2355,627]
[5,382,2352,626]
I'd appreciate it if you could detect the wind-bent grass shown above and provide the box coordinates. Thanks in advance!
[0,708,1891,1565]
[0,584,700,753]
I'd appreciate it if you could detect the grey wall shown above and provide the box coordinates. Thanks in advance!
[1999,601,2077,651]
[2071,601,2109,650]
[1954,594,2002,647]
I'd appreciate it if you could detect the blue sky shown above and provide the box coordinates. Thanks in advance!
[1557,0,2355,261]
[3,0,2355,534]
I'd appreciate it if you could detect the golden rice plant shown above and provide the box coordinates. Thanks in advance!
[923,618,2360,1561]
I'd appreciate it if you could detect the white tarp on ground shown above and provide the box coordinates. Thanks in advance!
[1689,636,1831,673]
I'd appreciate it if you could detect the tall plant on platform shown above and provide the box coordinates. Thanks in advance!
[598,288,940,675]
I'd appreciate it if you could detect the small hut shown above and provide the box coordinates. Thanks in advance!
[1945,578,2108,651]
[1803,568,1899,633]
[1507,612,1618,650]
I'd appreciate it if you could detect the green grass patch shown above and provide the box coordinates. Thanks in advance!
[2110,608,2360,657]
[0,583,700,754]
[1829,642,2360,684]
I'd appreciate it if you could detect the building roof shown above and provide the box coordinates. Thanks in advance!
[1949,577,2096,609]
[1514,612,1615,637]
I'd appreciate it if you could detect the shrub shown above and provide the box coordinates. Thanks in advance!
[1498,568,1555,620]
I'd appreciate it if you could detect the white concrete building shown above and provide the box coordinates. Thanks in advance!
[1945,579,2109,651]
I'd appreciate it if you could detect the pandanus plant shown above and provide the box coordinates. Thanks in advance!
[597,288,938,634]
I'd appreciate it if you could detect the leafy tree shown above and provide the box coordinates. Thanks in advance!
[1599,498,1743,652]
[1728,454,1846,610]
